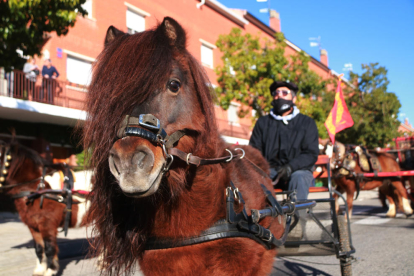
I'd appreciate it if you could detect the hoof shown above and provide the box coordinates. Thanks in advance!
[386,203,396,218]
[44,268,58,276]
[402,198,413,215]
[385,210,396,218]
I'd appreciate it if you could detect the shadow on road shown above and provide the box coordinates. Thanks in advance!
[12,238,91,259]
[12,237,94,276]
[272,257,333,275]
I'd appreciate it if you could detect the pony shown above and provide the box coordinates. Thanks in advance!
[0,142,90,276]
[82,17,284,275]
[319,139,413,218]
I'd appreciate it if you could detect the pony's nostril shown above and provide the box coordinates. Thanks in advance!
[134,151,147,170]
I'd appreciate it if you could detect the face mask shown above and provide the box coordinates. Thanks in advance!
[271,98,294,115]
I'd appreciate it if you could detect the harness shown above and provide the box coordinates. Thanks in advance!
[0,143,79,236]
[332,144,399,200]
[116,113,315,250]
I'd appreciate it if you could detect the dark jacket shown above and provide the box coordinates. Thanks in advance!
[249,112,319,172]
[42,65,59,78]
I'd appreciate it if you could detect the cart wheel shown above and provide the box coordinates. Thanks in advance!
[338,214,352,276]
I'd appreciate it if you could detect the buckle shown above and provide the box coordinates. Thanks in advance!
[139,114,160,131]
[263,232,273,242]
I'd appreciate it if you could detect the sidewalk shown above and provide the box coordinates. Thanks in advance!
[0,212,99,276]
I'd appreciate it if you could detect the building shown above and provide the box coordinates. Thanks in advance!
[398,118,414,137]
[0,0,345,156]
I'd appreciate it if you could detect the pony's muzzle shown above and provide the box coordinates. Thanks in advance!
[109,143,163,197]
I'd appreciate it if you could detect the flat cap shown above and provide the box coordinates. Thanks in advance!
[269,81,298,94]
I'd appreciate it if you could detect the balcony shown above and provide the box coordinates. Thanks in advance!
[216,118,252,142]
[0,69,86,110]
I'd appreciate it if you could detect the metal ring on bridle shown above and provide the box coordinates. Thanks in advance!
[164,154,174,172]
[225,149,233,162]
[234,148,245,159]
[186,153,192,165]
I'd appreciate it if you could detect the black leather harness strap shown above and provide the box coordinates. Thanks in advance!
[145,181,297,251]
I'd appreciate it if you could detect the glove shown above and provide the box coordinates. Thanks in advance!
[277,165,292,181]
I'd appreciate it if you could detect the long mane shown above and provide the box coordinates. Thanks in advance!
[83,21,220,275]
[7,143,43,181]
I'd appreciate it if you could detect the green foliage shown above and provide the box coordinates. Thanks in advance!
[215,28,331,136]
[0,0,87,71]
[336,63,401,148]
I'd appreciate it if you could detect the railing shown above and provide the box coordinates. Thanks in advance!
[0,69,86,110]
[216,118,252,140]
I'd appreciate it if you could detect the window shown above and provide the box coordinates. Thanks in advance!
[66,56,92,86]
[126,9,145,34]
[201,44,214,68]
[228,103,240,125]
[82,0,93,18]
[200,39,216,68]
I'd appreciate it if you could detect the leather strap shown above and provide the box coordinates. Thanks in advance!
[125,127,158,143]
[145,222,271,250]
[169,148,241,166]
[144,181,295,251]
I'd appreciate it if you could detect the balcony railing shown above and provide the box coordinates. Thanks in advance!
[0,69,86,110]
[216,118,252,140]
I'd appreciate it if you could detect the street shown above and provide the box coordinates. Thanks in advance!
[0,191,413,276]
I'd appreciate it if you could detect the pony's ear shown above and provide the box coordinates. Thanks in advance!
[105,26,124,46]
[160,17,186,50]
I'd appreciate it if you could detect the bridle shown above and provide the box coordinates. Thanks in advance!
[116,113,244,173]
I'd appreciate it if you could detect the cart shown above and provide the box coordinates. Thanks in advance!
[275,155,356,276]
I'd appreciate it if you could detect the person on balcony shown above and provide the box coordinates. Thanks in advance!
[23,57,39,99]
[249,81,319,201]
[41,59,60,103]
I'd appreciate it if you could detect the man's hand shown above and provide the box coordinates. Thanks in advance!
[277,165,292,181]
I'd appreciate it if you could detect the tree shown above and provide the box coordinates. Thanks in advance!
[0,0,87,71]
[336,63,401,148]
[215,28,332,137]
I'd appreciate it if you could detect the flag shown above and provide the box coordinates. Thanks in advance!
[324,79,354,144]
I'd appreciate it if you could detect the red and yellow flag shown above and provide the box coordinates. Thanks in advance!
[324,79,354,144]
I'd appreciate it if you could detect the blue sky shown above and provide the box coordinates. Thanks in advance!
[219,0,414,126]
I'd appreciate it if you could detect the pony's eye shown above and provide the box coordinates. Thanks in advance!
[168,80,181,93]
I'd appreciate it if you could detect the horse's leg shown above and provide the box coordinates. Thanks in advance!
[343,181,356,220]
[29,228,47,276]
[39,223,59,276]
[334,185,345,214]
[378,184,388,208]
[385,193,397,218]
[391,180,413,216]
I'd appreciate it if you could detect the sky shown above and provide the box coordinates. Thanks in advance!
[219,0,414,126]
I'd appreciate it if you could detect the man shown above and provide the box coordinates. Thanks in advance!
[41,59,60,102]
[249,81,319,201]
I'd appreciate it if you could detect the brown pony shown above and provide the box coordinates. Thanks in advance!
[320,140,413,218]
[0,142,90,276]
[83,17,284,275]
